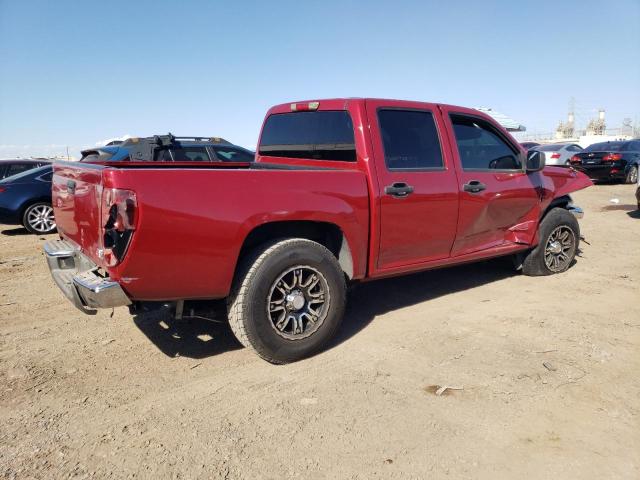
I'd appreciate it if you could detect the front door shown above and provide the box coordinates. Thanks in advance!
[366,100,460,271]
[440,107,541,257]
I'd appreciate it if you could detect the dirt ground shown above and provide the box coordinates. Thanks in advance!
[1,184,639,479]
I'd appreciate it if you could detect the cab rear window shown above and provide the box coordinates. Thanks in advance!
[259,111,356,162]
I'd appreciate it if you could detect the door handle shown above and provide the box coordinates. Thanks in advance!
[384,182,414,198]
[463,180,486,193]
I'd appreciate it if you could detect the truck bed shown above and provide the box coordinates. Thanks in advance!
[52,161,370,300]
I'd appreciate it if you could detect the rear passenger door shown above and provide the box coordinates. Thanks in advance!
[441,107,541,256]
[627,141,640,167]
[366,100,459,270]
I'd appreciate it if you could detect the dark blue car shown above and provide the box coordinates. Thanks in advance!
[0,165,55,234]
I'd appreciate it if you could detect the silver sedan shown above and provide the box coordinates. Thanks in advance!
[534,143,583,166]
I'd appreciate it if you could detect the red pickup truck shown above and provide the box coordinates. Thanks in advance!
[45,98,591,363]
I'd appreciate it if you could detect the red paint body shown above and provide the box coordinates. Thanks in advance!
[51,98,592,301]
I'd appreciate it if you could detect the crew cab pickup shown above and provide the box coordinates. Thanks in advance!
[45,98,592,363]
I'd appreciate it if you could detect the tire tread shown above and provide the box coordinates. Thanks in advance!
[227,238,345,364]
[522,207,580,276]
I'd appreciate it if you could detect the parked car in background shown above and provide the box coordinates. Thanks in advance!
[635,160,640,209]
[45,98,591,364]
[0,159,50,180]
[520,142,540,150]
[570,140,640,183]
[80,135,255,163]
[534,143,583,166]
[0,165,55,234]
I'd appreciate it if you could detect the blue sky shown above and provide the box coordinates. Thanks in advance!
[1,0,639,158]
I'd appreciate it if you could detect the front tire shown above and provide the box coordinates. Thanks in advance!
[227,238,347,364]
[522,208,580,276]
[23,202,56,234]
[626,165,638,184]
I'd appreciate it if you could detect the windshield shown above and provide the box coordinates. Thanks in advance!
[0,164,52,183]
[585,142,625,152]
[537,144,565,151]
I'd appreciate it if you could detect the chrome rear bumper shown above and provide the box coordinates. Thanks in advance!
[44,239,131,314]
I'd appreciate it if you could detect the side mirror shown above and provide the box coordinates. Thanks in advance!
[526,150,545,172]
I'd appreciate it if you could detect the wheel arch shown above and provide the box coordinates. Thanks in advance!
[237,220,355,280]
[541,194,572,221]
[19,197,53,220]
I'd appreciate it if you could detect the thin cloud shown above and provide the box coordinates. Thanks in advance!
[95,135,133,147]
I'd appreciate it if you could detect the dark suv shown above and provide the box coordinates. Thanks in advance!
[80,135,255,163]
[0,159,51,180]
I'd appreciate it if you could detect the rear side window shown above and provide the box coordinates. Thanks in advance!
[153,147,211,162]
[585,142,624,152]
[171,146,210,162]
[7,163,34,177]
[377,109,443,170]
[212,146,255,162]
[153,149,173,161]
[450,115,521,170]
[537,144,564,151]
[259,111,356,161]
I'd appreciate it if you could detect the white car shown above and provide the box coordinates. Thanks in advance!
[534,143,583,166]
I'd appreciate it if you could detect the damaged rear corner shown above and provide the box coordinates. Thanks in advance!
[44,239,131,314]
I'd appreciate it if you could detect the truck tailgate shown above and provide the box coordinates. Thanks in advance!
[52,162,105,267]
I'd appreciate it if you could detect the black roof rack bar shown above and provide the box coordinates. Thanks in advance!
[173,136,231,144]
[174,136,212,141]
[152,134,231,144]
[122,134,233,149]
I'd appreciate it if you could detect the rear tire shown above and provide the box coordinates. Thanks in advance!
[521,208,580,276]
[626,165,638,184]
[22,202,56,234]
[227,238,347,364]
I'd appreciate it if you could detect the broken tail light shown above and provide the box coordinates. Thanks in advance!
[100,188,137,267]
[602,153,621,162]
